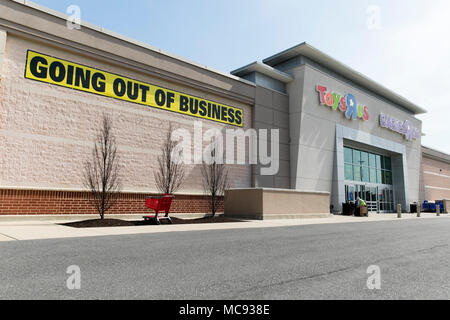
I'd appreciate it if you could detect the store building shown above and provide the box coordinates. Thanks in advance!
[231,46,425,215]
[0,0,448,216]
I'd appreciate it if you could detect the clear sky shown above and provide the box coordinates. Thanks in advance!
[32,0,450,154]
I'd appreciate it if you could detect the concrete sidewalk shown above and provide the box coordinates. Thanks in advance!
[0,213,447,242]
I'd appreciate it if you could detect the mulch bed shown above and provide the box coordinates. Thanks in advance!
[61,216,243,228]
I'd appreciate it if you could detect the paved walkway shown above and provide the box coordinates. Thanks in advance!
[0,213,447,242]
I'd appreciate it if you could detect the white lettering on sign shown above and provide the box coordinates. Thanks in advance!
[379,113,420,141]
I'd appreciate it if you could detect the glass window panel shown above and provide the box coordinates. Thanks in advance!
[360,152,369,167]
[361,167,369,182]
[371,188,377,201]
[369,154,376,168]
[353,150,361,165]
[377,170,382,184]
[381,156,386,169]
[376,155,382,169]
[370,168,376,183]
[344,147,353,163]
[382,170,387,184]
[346,185,355,202]
[385,171,392,185]
[345,164,353,180]
[385,157,392,170]
[353,166,361,182]
[349,188,354,201]
[359,186,364,200]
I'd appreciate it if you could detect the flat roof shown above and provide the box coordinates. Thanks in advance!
[263,42,427,115]
[11,0,255,87]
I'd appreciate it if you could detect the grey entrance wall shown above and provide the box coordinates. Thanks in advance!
[333,124,408,212]
[281,59,422,212]
[252,85,291,189]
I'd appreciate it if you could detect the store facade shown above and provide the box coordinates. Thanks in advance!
[0,0,446,216]
[233,47,424,214]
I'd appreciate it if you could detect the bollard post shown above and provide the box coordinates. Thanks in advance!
[397,204,402,218]
[417,202,421,218]
[437,204,441,216]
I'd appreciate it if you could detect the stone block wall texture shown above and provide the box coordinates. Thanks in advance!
[0,189,223,215]
[224,188,330,219]
[0,35,251,214]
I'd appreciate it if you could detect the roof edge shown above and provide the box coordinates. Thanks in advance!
[231,61,294,83]
[10,0,256,87]
[263,42,427,115]
[262,41,307,66]
[422,145,450,163]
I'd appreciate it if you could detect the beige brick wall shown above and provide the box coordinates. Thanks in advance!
[0,35,253,194]
[422,156,450,200]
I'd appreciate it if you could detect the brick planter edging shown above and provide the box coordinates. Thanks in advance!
[0,189,223,215]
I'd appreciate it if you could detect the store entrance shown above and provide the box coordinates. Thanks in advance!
[343,146,396,214]
[345,184,395,213]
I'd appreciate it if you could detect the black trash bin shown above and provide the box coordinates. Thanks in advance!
[342,203,356,216]
[410,203,417,213]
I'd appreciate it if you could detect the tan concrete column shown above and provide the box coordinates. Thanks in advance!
[0,29,6,78]
[444,199,449,214]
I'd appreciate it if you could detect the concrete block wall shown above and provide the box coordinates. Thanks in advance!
[0,11,255,215]
[225,188,330,220]
[0,34,253,195]
[252,86,290,189]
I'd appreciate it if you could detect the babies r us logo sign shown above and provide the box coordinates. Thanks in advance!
[316,85,369,121]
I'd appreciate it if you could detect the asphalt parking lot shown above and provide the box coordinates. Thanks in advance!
[0,217,449,300]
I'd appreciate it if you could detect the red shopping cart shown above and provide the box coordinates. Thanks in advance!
[143,194,175,225]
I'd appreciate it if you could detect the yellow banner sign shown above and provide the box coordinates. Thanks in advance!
[24,50,243,127]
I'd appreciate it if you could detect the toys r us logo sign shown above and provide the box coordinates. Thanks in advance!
[316,85,369,121]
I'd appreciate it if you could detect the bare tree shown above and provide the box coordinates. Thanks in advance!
[83,115,122,220]
[201,142,228,217]
[154,124,185,194]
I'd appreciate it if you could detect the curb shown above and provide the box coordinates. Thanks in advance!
[0,213,213,222]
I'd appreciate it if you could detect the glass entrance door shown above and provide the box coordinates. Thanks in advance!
[345,184,394,213]
[357,185,377,213]
[379,187,394,213]
[366,187,378,212]
[343,146,396,213]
